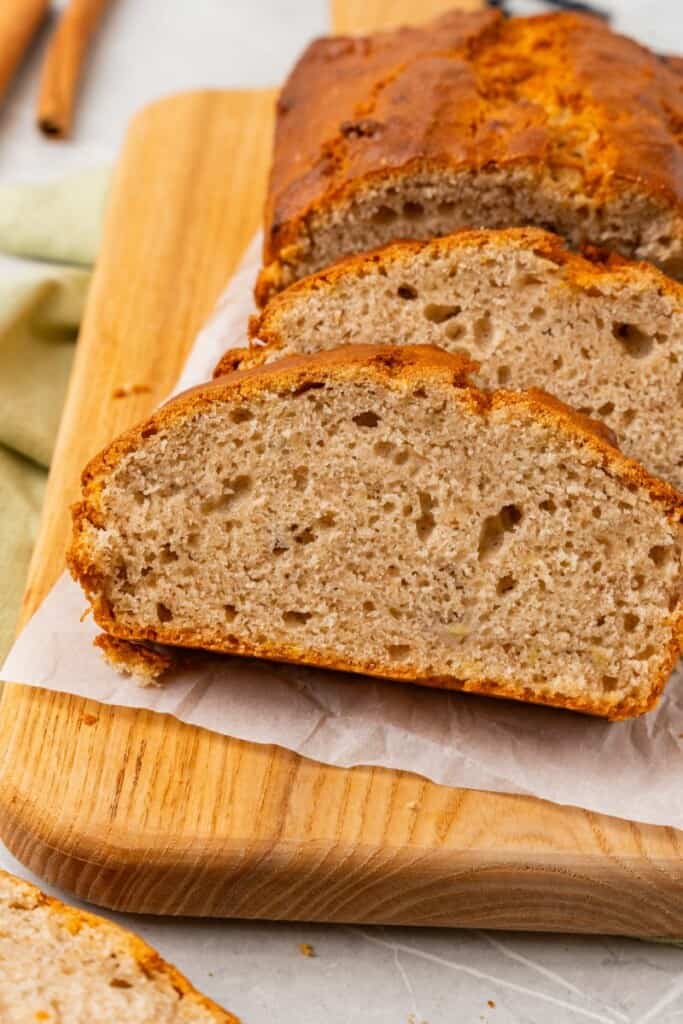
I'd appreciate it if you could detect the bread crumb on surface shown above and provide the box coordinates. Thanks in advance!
[298,943,316,958]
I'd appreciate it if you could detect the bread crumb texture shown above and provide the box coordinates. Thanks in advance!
[0,870,237,1023]
[237,227,683,488]
[69,346,683,720]
[257,10,683,302]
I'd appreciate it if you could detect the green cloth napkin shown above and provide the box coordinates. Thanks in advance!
[0,168,109,661]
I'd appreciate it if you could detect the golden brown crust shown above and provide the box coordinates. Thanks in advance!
[259,10,683,302]
[0,869,238,1022]
[94,633,180,684]
[69,344,683,721]
[229,226,683,379]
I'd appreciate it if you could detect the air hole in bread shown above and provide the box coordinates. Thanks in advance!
[110,978,133,989]
[397,284,418,300]
[293,381,325,397]
[201,475,253,515]
[518,273,544,287]
[623,612,639,632]
[612,322,653,358]
[497,365,511,386]
[649,544,672,567]
[353,410,380,428]
[473,313,493,345]
[293,465,308,490]
[387,643,411,660]
[394,448,410,465]
[363,600,375,613]
[445,321,466,341]
[224,604,237,622]
[160,545,178,564]
[230,407,253,423]
[437,200,455,215]
[496,574,517,595]
[478,504,522,561]
[416,491,436,541]
[295,526,316,545]
[403,201,424,219]
[539,497,556,513]
[530,306,545,321]
[601,674,618,691]
[423,302,460,323]
[371,205,397,225]
[283,610,312,626]
[552,355,563,370]
[156,602,173,622]
[598,401,615,417]
[374,441,393,458]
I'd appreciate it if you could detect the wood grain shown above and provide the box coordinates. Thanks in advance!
[332,0,484,32]
[1,0,682,936]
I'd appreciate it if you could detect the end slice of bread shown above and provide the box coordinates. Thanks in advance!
[258,11,683,302]
[219,228,683,490]
[70,345,683,720]
[0,869,238,1023]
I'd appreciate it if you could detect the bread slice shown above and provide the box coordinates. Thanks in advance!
[220,228,683,489]
[0,869,237,1023]
[257,10,683,304]
[69,345,682,720]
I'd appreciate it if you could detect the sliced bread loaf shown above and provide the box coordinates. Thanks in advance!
[0,869,237,1023]
[257,11,683,303]
[69,345,683,720]
[221,228,683,489]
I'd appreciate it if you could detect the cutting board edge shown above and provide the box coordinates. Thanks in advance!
[3,804,682,937]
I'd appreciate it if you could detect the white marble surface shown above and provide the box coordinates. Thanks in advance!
[1,2,682,1021]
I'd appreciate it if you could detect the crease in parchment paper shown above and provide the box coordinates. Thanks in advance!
[2,233,682,830]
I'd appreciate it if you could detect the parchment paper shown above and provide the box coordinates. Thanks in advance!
[3,235,682,830]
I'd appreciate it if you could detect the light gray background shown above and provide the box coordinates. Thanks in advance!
[1,2,682,1021]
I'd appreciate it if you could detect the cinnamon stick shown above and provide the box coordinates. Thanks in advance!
[36,0,112,139]
[0,0,49,105]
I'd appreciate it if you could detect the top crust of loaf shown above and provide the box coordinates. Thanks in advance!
[247,226,683,353]
[259,10,683,300]
[0,870,237,1022]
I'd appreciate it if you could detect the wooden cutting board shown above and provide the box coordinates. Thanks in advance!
[1,0,682,937]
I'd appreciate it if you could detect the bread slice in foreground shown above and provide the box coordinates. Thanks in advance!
[222,228,683,490]
[0,869,237,1023]
[69,345,683,720]
[257,10,683,302]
